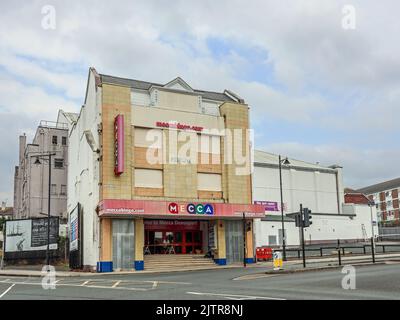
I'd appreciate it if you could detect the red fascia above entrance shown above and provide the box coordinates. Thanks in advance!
[97,199,265,218]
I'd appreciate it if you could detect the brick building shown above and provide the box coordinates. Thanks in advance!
[357,178,400,226]
[68,68,264,272]
[13,115,72,222]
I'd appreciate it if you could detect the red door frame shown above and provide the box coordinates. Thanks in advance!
[144,220,203,254]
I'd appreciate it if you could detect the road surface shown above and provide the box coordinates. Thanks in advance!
[0,263,399,300]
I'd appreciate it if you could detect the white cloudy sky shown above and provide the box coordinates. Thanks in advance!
[0,1,399,205]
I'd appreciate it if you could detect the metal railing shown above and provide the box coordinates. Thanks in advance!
[271,238,400,266]
[39,120,68,130]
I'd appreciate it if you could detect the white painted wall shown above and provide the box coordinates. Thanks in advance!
[253,165,342,214]
[253,151,375,247]
[67,70,101,269]
[254,204,378,247]
[254,218,300,247]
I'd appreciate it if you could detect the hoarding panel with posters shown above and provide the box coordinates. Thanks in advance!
[4,217,59,259]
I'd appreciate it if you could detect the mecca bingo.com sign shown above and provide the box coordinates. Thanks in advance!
[168,203,214,215]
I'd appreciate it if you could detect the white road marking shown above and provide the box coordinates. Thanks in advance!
[0,277,190,293]
[81,280,90,286]
[0,284,15,299]
[186,291,286,300]
[142,280,191,285]
[0,280,149,291]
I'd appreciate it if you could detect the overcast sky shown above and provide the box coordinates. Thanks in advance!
[0,1,399,205]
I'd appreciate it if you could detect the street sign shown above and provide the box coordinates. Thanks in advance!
[273,251,283,270]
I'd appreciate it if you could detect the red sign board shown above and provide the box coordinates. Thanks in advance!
[114,115,124,175]
[97,199,265,218]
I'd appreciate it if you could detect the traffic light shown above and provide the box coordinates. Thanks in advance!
[303,208,313,227]
[246,221,252,232]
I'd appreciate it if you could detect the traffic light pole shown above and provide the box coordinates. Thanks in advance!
[300,204,306,268]
[243,212,247,268]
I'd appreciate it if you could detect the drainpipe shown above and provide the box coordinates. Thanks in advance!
[329,165,342,214]
[335,171,341,214]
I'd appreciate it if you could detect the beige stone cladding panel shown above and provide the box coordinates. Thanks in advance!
[134,146,163,170]
[135,218,144,262]
[157,90,199,113]
[197,152,222,173]
[101,84,132,200]
[100,218,112,261]
[219,102,252,204]
[198,190,223,200]
[163,129,197,199]
[134,187,164,197]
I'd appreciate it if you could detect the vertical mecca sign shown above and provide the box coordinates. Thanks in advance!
[114,114,124,175]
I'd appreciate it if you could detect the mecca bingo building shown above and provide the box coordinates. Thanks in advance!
[68,68,264,272]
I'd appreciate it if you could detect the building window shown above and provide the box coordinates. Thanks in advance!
[60,185,67,195]
[54,159,64,168]
[51,184,57,195]
[62,136,67,146]
[52,135,58,145]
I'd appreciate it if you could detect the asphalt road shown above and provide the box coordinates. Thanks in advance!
[0,263,399,300]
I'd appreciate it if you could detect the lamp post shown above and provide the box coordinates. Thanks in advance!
[368,200,376,248]
[279,155,290,261]
[34,153,56,266]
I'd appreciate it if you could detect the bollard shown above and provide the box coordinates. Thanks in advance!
[363,246,366,254]
[320,247,323,257]
[342,247,345,256]
[382,245,386,253]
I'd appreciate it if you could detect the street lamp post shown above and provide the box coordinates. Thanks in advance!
[279,155,290,261]
[368,201,376,248]
[34,153,56,266]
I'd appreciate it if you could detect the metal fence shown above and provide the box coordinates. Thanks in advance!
[378,227,400,241]
[269,238,400,265]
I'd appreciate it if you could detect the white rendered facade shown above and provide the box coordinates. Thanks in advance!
[253,150,378,247]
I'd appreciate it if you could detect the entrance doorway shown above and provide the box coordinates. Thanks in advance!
[225,220,244,264]
[144,220,203,254]
[112,219,135,270]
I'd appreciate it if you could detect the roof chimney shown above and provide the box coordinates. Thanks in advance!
[19,133,26,163]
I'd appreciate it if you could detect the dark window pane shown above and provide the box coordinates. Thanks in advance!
[185,232,192,243]
[52,136,57,145]
[194,231,201,243]
[175,232,182,243]
[54,159,64,168]
[175,246,182,254]
[186,246,193,254]
[62,136,67,145]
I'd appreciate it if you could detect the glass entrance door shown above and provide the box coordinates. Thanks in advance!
[144,229,203,254]
[225,220,244,264]
[112,220,135,270]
